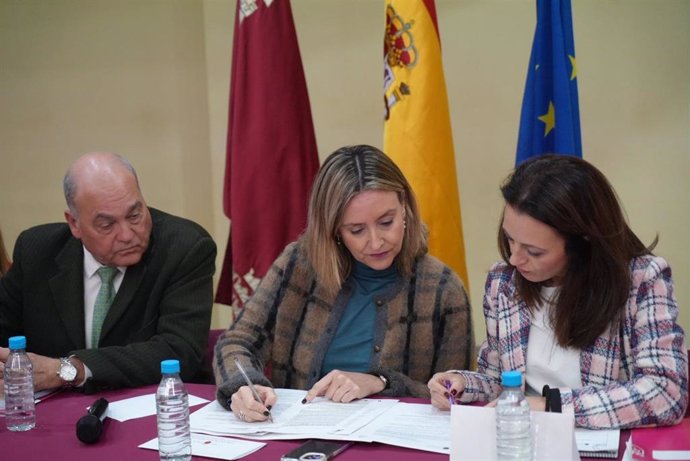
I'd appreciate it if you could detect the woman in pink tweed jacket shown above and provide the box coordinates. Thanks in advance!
[429,155,688,429]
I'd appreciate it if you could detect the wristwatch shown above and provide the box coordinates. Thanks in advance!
[376,373,390,390]
[57,357,78,386]
[368,372,390,390]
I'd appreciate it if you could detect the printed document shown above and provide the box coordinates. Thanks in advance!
[189,388,451,453]
[354,402,451,454]
[189,388,398,437]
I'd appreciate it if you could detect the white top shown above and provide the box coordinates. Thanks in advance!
[525,286,582,395]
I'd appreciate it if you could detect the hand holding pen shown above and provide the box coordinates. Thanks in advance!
[445,380,457,406]
[230,356,276,423]
[427,372,465,410]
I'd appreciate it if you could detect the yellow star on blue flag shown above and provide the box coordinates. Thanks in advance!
[538,101,555,136]
[516,0,582,165]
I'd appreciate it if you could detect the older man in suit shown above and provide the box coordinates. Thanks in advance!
[0,152,216,392]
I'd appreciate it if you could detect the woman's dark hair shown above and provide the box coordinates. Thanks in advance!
[498,155,655,348]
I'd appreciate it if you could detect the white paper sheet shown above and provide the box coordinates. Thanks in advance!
[189,388,305,436]
[652,451,690,460]
[189,388,398,438]
[189,389,451,453]
[450,405,496,461]
[355,402,452,454]
[622,432,633,461]
[139,433,265,460]
[107,393,209,422]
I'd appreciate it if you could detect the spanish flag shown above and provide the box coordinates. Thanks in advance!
[383,0,468,287]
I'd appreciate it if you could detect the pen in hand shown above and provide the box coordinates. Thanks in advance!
[233,356,274,423]
[445,379,456,406]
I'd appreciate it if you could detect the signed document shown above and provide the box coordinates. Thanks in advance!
[189,388,398,438]
[188,388,451,454]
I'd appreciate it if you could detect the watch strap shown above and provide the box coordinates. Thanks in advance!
[367,372,390,390]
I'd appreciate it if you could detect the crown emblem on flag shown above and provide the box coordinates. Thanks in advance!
[383,5,417,120]
[384,5,417,68]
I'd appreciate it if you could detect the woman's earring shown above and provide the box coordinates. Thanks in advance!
[403,219,407,229]
[336,235,342,245]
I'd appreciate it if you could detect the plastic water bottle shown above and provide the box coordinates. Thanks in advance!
[496,370,532,460]
[156,359,191,461]
[4,335,36,431]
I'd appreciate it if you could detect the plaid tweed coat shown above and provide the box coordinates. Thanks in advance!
[457,256,688,429]
[214,241,473,408]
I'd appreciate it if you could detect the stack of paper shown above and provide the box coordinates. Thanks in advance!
[114,388,646,460]
[189,388,452,454]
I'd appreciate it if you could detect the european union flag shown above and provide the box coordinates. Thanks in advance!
[516,0,582,165]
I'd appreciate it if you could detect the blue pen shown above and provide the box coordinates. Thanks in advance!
[445,379,456,406]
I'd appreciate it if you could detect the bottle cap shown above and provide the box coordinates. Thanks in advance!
[161,359,180,374]
[501,370,522,387]
[8,335,27,350]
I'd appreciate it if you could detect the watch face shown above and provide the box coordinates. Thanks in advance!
[60,361,78,382]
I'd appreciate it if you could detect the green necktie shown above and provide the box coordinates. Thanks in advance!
[91,266,118,348]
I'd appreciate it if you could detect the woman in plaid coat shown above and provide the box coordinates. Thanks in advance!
[429,155,687,429]
[215,145,473,423]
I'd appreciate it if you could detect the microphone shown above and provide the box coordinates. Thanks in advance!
[76,397,109,444]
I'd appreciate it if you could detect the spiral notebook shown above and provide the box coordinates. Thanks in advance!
[575,428,621,459]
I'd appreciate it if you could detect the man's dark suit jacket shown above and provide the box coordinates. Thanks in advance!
[0,208,216,390]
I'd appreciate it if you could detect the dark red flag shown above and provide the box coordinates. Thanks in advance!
[216,0,319,314]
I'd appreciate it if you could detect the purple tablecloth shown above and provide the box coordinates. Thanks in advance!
[1,383,640,460]
[0,384,447,461]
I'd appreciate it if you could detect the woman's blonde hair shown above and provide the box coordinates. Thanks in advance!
[303,145,427,296]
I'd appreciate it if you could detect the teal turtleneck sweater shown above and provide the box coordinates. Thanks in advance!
[321,260,398,376]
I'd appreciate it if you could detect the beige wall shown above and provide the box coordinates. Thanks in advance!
[1,0,688,344]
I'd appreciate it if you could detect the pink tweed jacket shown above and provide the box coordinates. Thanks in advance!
[457,255,688,429]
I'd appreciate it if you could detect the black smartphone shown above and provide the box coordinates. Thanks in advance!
[280,439,353,461]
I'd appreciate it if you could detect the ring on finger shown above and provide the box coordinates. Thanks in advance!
[239,410,246,421]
